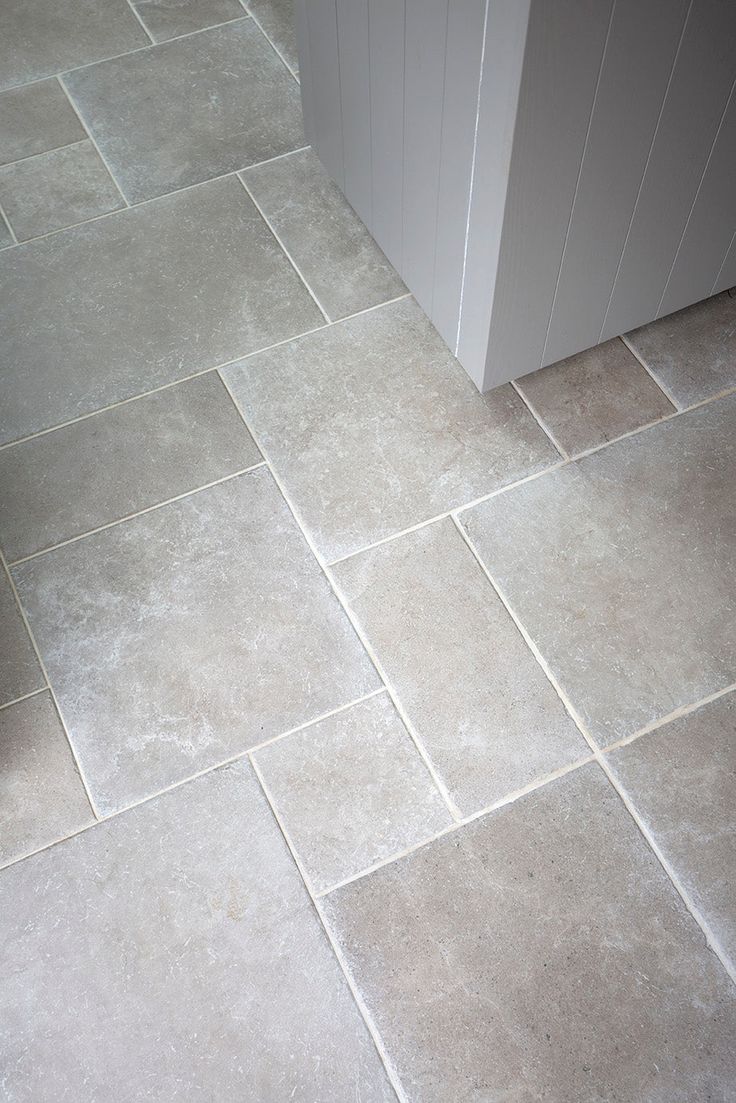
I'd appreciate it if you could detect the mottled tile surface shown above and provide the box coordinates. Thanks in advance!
[134,0,246,42]
[0,79,84,166]
[0,140,124,241]
[254,693,451,892]
[13,469,377,815]
[0,692,93,868]
[248,0,298,73]
[0,761,395,1101]
[334,519,587,815]
[0,0,149,91]
[0,175,322,445]
[517,338,674,455]
[322,765,736,1103]
[460,396,736,745]
[222,298,558,560]
[0,373,261,562]
[626,291,736,408]
[242,149,405,320]
[66,21,304,203]
[608,692,736,970]
[0,571,43,707]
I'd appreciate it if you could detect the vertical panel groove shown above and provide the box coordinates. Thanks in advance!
[334,0,346,189]
[429,2,451,318]
[711,228,736,295]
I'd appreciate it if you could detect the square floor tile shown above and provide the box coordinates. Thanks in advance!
[0,140,124,241]
[0,373,260,562]
[254,693,451,892]
[134,0,246,43]
[248,0,298,73]
[65,20,304,203]
[0,175,323,445]
[625,291,736,408]
[322,764,736,1103]
[516,338,674,456]
[0,79,84,165]
[0,761,395,1101]
[242,149,405,321]
[12,468,378,815]
[0,0,149,92]
[0,570,43,707]
[608,691,736,971]
[0,692,93,868]
[333,519,587,816]
[460,396,736,745]
[222,298,558,561]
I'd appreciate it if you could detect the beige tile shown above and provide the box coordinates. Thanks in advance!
[248,0,298,73]
[222,297,558,561]
[254,693,451,892]
[0,79,84,166]
[134,0,246,43]
[322,764,736,1103]
[0,570,43,707]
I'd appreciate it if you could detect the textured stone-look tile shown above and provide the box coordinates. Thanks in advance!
[0,0,148,92]
[242,149,405,321]
[0,80,84,166]
[222,298,558,560]
[134,0,246,42]
[66,21,304,204]
[248,0,298,73]
[13,469,377,815]
[0,211,12,248]
[0,176,322,445]
[333,519,587,816]
[0,571,43,707]
[254,693,451,892]
[460,396,736,746]
[0,140,124,241]
[626,291,736,408]
[0,692,93,868]
[322,764,736,1103]
[0,761,395,1101]
[608,692,736,970]
[516,338,674,455]
[0,373,260,562]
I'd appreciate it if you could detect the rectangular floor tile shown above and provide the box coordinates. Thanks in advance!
[65,20,303,203]
[247,0,298,73]
[0,0,149,91]
[625,291,736,408]
[0,692,93,868]
[516,338,674,456]
[333,519,587,816]
[12,468,378,815]
[134,0,246,43]
[322,764,736,1103]
[0,570,44,707]
[0,175,323,445]
[222,298,558,561]
[254,692,451,893]
[608,691,736,971]
[0,79,84,165]
[0,139,124,241]
[0,761,395,1101]
[460,396,736,745]
[0,373,261,562]
[242,149,405,321]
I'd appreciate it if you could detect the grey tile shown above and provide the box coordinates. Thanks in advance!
[242,148,405,321]
[460,396,736,746]
[0,175,322,445]
[0,0,149,92]
[0,140,124,241]
[0,570,43,707]
[0,692,93,868]
[322,764,736,1103]
[66,21,304,204]
[0,210,12,248]
[626,291,736,408]
[516,338,674,456]
[254,693,451,893]
[134,0,246,43]
[12,468,378,815]
[333,519,587,816]
[0,79,85,166]
[608,691,736,971]
[0,373,261,562]
[0,761,395,1101]
[222,298,558,561]
[248,0,298,74]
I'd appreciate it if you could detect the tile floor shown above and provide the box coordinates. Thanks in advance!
[0,1,735,1099]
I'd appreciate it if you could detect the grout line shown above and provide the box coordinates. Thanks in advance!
[623,334,736,416]
[57,75,130,206]
[0,137,90,174]
[249,686,387,758]
[246,4,300,84]
[620,333,683,409]
[600,680,736,755]
[0,686,48,713]
[0,195,19,244]
[124,0,155,43]
[510,379,569,458]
